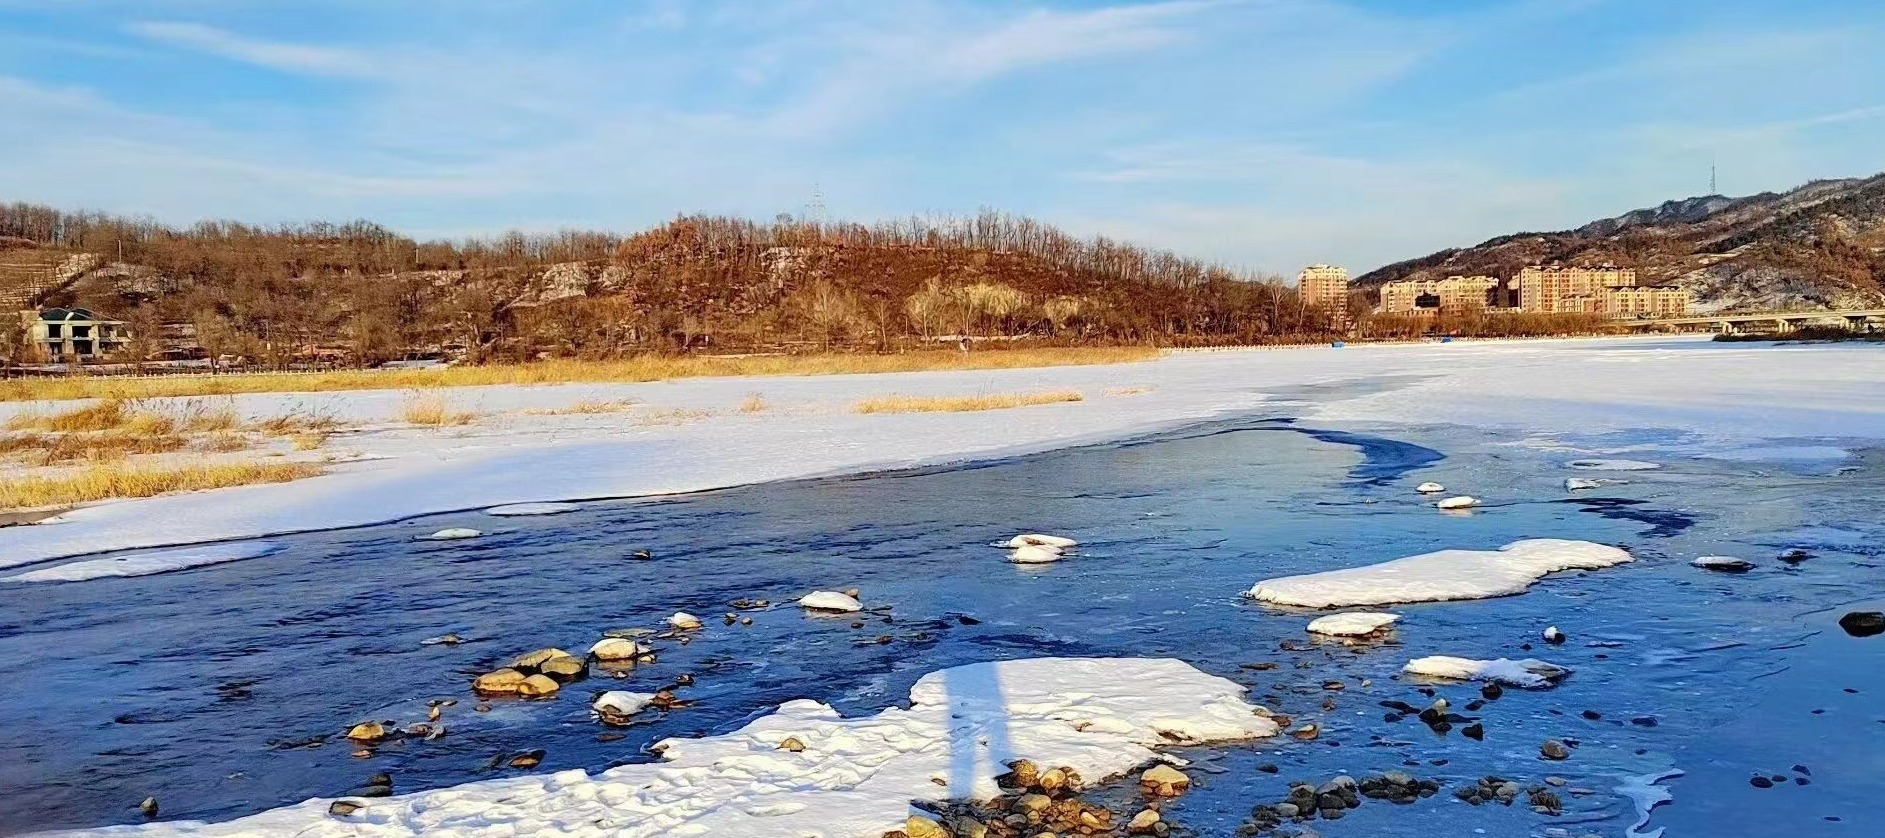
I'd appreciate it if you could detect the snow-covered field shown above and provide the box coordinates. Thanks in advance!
[4,336,1882,570]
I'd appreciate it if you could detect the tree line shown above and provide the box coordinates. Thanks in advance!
[0,201,1608,368]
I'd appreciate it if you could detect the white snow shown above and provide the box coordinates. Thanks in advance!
[7,337,1885,568]
[592,691,657,718]
[1564,477,1612,491]
[421,527,483,540]
[485,502,581,517]
[1008,544,1064,564]
[1402,655,1572,689]
[41,657,1275,838]
[1565,458,1662,471]
[0,542,282,583]
[589,638,651,661]
[797,591,863,612]
[1414,482,1445,494]
[1000,533,1078,549]
[1619,768,1683,838]
[1435,495,1479,510]
[1305,612,1400,636]
[1247,538,1634,607]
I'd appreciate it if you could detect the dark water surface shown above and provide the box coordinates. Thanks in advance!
[1,418,1880,836]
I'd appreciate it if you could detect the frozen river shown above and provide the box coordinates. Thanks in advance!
[3,404,1880,835]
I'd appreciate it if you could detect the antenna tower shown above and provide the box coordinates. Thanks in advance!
[807,184,827,223]
[1710,160,1717,195]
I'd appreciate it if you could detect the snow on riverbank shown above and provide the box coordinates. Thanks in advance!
[39,657,1275,838]
[6,336,1885,568]
[1247,539,1634,607]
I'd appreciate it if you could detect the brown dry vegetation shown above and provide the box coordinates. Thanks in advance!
[400,392,476,427]
[0,461,323,510]
[853,390,1084,414]
[738,393,768,413]
[0,346,1159,403]
[522,398,636,416]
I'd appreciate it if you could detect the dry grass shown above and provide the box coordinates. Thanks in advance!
[522,398,636,416]
[0,347,1159,403]
[738,393,769,414]
[290,431,329,451]
[0,461,323,511]
[199,432,250,452]
[0,432,189,465]
[7,398,240,435]
[632,407,715,426]
[852,389,1085,414]
[400,392,477,427]
[1103,386,1151,397]
[252,408,340,437]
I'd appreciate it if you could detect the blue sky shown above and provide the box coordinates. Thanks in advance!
[2,0,1881,273]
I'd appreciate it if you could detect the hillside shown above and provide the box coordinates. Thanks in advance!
[1357,172,1885,312]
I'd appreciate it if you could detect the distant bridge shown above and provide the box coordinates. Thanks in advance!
[1622,309,1885,334]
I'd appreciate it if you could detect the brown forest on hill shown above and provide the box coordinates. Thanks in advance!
[0,202,1601,368]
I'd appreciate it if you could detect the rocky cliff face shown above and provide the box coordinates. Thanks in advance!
[1358,172,1885,312]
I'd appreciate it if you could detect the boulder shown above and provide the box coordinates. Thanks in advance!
[1692,556,1755,573]
[423,528,482,540]
[537,655,588,682]
[589,638,652,662]
[1009,544,1064,564]
[906,816,950,838]
[667,612,703,630]
[512,648,574,671]
[1415,482,1445,494]
[474,668,528,694]
[592,691,656,722]
[1001,534,1077,549]
[1435,496,1479,510]
[1839,611,1884,638]
[345,722,387,742]
[516,674,561,697]
[1140,764,1191,796]
[1128,809,1161,833]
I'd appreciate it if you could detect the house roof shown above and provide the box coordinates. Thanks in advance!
[39,308,97,322]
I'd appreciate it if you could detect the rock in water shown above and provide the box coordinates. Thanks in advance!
[906,815,950,838]
[1564,478,1605,491]
[422,527,481,540]
[511,648,574,671]
[1009,543,1064,564]
[593,691,657,723]
[516,674,561,697]
[345,722,387,742]
[1129,808,1161,833]
[1692,556,1755,573]
[1543,626,1566,644]
[667,612,702,630]
[1415,482,1446,494]
[589,638,652,662]
[1140,764,1191,796]
[1839,611,1885,638]
[1540,739,1571,760]
[1778,548,1813,564]
[797,590,863,612]
[139,797,158,818]
[537,655,587,682]
[473,668,528,694]
[1435,496,1479,510]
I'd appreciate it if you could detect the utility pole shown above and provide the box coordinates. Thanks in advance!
[1710,160,1717,195]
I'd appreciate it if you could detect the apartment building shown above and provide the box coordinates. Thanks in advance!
[1512,265,1637,312]
[1378,274,1501,314]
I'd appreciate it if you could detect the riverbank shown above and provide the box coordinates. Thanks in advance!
[1,335,1882,571]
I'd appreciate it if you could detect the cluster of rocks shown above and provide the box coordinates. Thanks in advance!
[1239,772,1439,834]
[885,760,1179,838]
[472,647,591,698]
[1749,764,1812,788]
[1453,776,1562,815]
[340,697,456,756]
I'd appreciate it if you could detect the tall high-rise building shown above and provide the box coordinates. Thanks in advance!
[1297,264,1349,308]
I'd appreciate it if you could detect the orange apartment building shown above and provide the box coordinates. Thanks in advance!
[1378,274,1501,314]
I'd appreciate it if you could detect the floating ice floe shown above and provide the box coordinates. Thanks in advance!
[1563,478,1618,491]
[1566,458,1661,471]
[420,527,483,540]
[1306,612,1400,637]
[58,657,1275,838]
[798,590,863,612]
[1619,768,1684,838]
[484,502,581,517]
[1414,482,1446,494]
[1402,656,1572,689]
[1542,626,1566,644]
[1,542,284,583]
[1000,533,1078,549]
[1435,496,1479,510]
[1009,544,1064,564]
[1247,538,1634,608]
[1691,556,1755,573]
[667,612,702,630]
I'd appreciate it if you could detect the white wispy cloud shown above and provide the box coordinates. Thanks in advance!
[126,21,377,79]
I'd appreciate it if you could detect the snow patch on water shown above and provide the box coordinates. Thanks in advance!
[40,657,1275,838]
[1618,767,1683,838]
[1,542,284,583]
[1305,612,1399,636]
[1247,538,1634,607]
[1402,655,1571,688]
[485,502,582,517]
